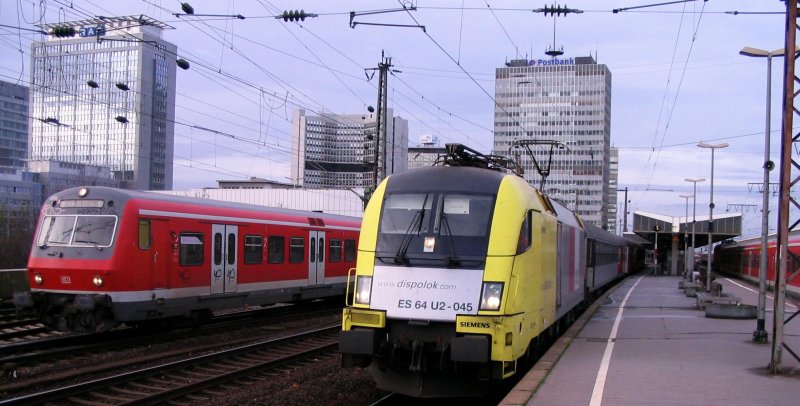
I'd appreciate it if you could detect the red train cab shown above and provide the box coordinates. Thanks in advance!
[14,186,361,332]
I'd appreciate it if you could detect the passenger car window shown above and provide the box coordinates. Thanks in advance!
[180,233,204,266]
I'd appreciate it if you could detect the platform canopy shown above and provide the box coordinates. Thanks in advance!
[632,210,742,250]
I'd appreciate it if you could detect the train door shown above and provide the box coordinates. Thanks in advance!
[308,230,326,285]
[211,224,238,294]
[145,219,168,289]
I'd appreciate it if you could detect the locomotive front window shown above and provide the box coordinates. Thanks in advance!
[379,193,433,235]
[377,192,494,263]
[37,215,118,248]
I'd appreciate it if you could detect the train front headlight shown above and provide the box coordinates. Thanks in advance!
[355,276,372,305]
[480,282,504,311]
[92,275,104,287]
[33,273,43,285]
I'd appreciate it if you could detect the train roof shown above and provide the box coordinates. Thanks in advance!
[48,186,362,224]
[386,166,507,195]
[718,229,800,250]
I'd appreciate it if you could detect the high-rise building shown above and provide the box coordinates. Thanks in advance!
[291,109,408,189]
[0,80,29,169]
[608,146,619,231]
[30,16,177,190]
[493,56,614,229]
[0,80,39,233]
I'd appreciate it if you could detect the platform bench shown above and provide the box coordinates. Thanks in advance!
[696,292,742,310]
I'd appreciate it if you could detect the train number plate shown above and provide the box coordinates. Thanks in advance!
[371,265,482,321]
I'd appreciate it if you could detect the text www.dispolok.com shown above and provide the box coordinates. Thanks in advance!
[377,279,456,290]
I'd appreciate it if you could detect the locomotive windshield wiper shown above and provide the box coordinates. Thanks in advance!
[394,194,430,264]
[74,240,103,251]
[438,213,460,266]
[395,209,424,264]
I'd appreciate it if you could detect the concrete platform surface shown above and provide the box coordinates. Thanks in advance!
[502,272,800,406]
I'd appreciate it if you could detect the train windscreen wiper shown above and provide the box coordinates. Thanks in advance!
[439,212,461,266]
[73,240,104,251]
[394,194,430,264]
[394,209,423,264]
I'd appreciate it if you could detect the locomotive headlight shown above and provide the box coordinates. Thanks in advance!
[92,275,104,287]
[33,273,43,285]
[480,282,504,311]
[355,276,373,305]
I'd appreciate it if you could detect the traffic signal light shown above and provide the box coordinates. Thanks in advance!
[51,26,76,38]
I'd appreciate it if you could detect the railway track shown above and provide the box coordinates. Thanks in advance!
[0,316,58,345]
[1,325,340,405]
[0,302,342,395]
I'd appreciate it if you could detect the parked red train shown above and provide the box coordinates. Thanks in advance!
[13,186,361,332]
[714,230,800,298]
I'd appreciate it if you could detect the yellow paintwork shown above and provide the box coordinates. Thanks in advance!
[342,307,386,329]
[477,175,558,362]
[343,171,561,369]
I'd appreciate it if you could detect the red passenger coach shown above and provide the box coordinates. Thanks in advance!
[714,230,800,298]
[13,186,361,332]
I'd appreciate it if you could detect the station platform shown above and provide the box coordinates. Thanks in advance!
[501,270,800,406]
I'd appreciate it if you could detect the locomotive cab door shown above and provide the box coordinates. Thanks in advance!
[308,230,326,285]
[211,224,239,294]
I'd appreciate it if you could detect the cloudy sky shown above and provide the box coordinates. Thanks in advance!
[0,0,791,237]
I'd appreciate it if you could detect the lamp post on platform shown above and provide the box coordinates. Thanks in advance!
[684,177,705,280]
[679,194,693,280]
[697,142,729,292]
[740,46,783,343]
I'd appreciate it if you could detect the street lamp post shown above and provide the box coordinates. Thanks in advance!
[684,177,706,280]
[740,46,784,343]
[698,142,729,292]
[679,194,693,279]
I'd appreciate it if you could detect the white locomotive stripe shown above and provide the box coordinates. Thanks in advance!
[589,274,646,406]
[30,278,342,303]
[722,278,798,310]
[138,209,360,232]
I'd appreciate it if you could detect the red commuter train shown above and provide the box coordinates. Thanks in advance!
[714,230,800,298]
[13,186,361,332]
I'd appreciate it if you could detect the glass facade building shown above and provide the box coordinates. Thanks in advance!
[291,109,408,189]
[493,56,615,229]
[30,16,177,190]
[0,80,29,169]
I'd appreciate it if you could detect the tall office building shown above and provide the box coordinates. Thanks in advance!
[493,56,613,229]
[0,80,29,169]
[608,146,619,232]
[0,80,39,232]
[291,109,408,189]
[30,16,177,190]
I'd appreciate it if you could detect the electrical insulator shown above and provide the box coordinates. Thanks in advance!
[282,10,309,22]
[51,26,76,38]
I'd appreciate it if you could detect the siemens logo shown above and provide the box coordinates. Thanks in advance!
[460,321,490,329]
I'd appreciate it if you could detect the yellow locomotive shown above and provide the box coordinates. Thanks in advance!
[340,144,638,397]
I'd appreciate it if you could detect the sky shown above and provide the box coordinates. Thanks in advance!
[0,0,792,238]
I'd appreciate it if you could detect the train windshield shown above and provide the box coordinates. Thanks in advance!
[36,215,118,248]
[377,192,494,265]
